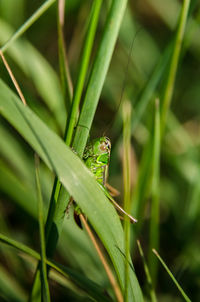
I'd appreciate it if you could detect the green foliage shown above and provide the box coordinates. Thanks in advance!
[0,0,199,301]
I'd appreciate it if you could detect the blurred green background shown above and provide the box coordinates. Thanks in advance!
[0,0,200,301]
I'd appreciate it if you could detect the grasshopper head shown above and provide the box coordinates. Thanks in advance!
[93,136,111,155]
[83,136,111,160]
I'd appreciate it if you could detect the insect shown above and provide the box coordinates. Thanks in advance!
[83,136,111,186]
[79,136,137,224]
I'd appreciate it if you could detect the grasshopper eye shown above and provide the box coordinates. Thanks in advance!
[100,142,107,151]
[99,137,111,152]
[105,137,111,150]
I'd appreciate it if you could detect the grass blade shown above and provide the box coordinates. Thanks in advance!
[35,155,51,302]
[137,241,157,302]
[152,249,191,302]
[160,0,191,134]
[57,0,73,115]
[148,99,160,284]
[0,159,37,217]
[1,0,56,53]
[65,0,103,146]
[122,100,132,302]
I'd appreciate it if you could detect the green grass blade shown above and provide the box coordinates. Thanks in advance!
[0,121,33,182]
[65,0,103,146]
[57,0,73,115]
[1,0,56,53]
[137,241,157,302]
[131,128,153,220]
[152,249,192,302]
[0,159,37,217]
[0,233,40,260]
[160,0,191,134]
[148,99,161,284]
[0,233,111,302]
[0,80,143,301]
[35,155,51,302]
[122,100,132,301]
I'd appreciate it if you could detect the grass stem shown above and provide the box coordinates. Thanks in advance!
[122,100,132,301]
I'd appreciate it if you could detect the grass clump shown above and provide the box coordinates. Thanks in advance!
[0,0,199,301]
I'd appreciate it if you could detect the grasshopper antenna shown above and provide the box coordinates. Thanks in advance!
[103,28,142,136]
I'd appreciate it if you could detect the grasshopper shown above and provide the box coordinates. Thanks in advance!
[78,136,137,224]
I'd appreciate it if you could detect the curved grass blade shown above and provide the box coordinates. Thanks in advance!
[0,80,143,301]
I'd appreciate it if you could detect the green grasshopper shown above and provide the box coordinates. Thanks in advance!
[80,136,137,223]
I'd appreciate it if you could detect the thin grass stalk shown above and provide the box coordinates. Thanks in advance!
[0,50,26,105]
[80,214,123,302]
[65,0,103,146]
[131,130,154,219]
[122,100,132,302]
[137,241,157,302]
[35,155,51,302]
[152,249,192,302]
[57,0,73,115]
[0,0,56,53]
[148,99,160,285]
[160,0,191,135]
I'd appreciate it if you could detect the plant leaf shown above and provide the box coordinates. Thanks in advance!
[0,80,143,301]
